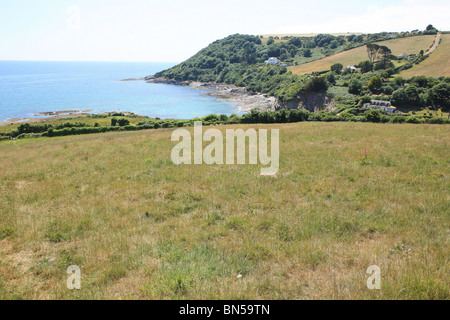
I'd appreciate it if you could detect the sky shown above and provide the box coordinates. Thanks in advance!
[1,0,449,62]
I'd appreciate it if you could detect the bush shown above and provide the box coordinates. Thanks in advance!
[365,109,382,123]
[288,109,311,122]
[348,79,363,95]
[112,117,130,126]
[331,63,343,74]
[303,76,329,93]
[406,116,425,124]
[202,114,220,122]
[391,116,406,123]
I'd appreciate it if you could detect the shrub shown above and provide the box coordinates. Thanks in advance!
[288,109,311,122]
[365,109,382,123]
[202,114,220,122]
[348,79,363,95]
[117,118,130,126]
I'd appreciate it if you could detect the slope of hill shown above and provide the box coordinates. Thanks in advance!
[400,34,450,77]
[289,35,436,75]
[0,122,448,299]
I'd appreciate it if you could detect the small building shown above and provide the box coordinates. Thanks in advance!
[397,53,410,60]
[265,57,282,64]
[363,100,397,113]
[345,65,358,72]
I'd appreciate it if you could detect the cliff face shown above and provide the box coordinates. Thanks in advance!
[277,93,336,112]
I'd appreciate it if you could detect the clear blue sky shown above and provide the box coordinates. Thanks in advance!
[1,0,448,62]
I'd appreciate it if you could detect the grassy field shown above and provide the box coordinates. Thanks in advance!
[400,34,450,78]
[0,122,449,299]
[289,35,436,75]
[0,114,151,135]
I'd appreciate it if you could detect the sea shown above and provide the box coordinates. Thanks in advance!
[0,61,240,121]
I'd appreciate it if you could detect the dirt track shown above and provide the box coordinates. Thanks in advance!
[425,33,441,55]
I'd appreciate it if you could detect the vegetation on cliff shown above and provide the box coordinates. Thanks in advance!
[155,31,449,113]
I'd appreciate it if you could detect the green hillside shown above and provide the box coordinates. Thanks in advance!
[154,32,449,113]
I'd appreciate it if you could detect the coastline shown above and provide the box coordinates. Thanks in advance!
[0,110,138,127]
[0,111,92,127]
[145,76,279,113]
[0,78,277,127]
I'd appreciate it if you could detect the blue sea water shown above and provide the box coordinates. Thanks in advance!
[0,61,240,121]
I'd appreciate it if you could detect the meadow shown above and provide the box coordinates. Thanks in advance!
[0,122,448,299]
[289,35,436,75]
[400,34,450,78]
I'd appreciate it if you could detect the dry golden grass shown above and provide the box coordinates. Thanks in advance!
[0,122,449,299]
[401,34,450,78]
[289,35,436,75]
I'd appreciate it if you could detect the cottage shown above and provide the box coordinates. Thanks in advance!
[363,100,397,113]
[397,53,410,60]
[265,57,282,64]
[345,65,358,72]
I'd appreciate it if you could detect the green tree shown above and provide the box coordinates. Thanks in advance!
[354,35,364,42]
[365,109,382,123]
[330,63,343,74]
[330,40,339,49]
[303,49,312,57]
[117,118,130,126]
[405,85,421,105]
[366,44,381,64]
[326,72,336,85]
[368,76,383,93]
[348,79,363,95]
[376,46,392,69]
[303,76,329,93]
[429,83,450,111]
[288,37,302,47]
[359,60,373,73]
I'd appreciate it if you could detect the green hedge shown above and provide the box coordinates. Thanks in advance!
[3,111,448,141]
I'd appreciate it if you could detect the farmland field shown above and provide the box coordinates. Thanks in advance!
[0,122,448,299]
[400,34,450,78]
[289,35,436,75]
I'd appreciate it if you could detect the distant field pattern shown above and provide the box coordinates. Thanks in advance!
[288,35,436,75]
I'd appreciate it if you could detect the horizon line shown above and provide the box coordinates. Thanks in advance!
[0,59,180,64]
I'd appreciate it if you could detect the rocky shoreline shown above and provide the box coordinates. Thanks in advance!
[0,110,135,127]
[145,76,279,113]
[0,110,93,126]
[1,77,280,127]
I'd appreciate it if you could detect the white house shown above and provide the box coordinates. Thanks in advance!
[363,100,397,113]
[345,65,358,72]
[397,53,410,60]
[265,57,282,64]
